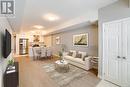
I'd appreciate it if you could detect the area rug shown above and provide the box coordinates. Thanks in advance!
[42,63,88,87]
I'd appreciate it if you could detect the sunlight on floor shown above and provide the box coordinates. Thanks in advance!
[96,80,119,87]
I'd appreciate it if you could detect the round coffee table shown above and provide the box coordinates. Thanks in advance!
[55,60,69,73]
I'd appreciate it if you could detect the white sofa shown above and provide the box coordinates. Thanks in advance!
[63,50,92,70]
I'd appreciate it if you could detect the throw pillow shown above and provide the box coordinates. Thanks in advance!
[70,50,76,57]
[75,53,82,58]
[82,55,89,61]
[68,51,73,56]
[78,51,87,59]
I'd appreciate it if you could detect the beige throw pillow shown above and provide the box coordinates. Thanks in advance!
[75,53,82,58]
[70,50,76,57]
[78,51,87,59]
[68,51,73,56]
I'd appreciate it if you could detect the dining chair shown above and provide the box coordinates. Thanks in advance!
[40,47,47,59]
[46,47,52,59]
[32,47,41,60]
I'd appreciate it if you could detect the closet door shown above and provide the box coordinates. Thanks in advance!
[103,21,122,85]
[122,19,130,87]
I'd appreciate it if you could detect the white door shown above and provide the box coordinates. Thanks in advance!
[103,21,122,85]
[121,19,130,87]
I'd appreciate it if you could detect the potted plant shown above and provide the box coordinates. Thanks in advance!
[58,51,63,61]
[8,59,14,69]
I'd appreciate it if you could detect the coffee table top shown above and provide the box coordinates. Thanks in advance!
[55,60,68,65]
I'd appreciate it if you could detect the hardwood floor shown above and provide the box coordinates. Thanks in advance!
[15,56,59,87]
[15,56,100,87]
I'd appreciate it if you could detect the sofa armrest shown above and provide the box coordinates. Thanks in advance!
[84,56,92,70]
[84,56,92,61]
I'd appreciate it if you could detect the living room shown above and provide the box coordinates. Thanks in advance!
[14,12,99,87]
[0,0,130,87]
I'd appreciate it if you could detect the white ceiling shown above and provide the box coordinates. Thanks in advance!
[8,0,118,34]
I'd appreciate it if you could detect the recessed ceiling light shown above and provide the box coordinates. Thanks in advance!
[43,13,60,21]
[33,25,45,29]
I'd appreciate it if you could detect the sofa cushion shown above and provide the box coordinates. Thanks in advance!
[69,50,76,58]
[64,56,84,65]
[78,51,87,59]
[68,51,73,56]
[75,53,82,58]
[64,55,74,60]
[73,58,84,64]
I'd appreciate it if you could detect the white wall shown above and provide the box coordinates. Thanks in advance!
[98,0,130,78]
[0,18,13,87]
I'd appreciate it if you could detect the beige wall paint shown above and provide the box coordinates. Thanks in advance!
[44,25,98,56]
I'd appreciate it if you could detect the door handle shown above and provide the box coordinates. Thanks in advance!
[122,57,126,59]
[117,56,121,58]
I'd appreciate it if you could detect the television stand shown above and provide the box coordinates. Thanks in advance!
[4,62,19,87]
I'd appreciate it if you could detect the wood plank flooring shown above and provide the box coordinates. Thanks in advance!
[15,56,100,87]
[15,56,59,87]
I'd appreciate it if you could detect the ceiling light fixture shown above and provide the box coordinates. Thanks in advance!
[33,25,45,29]
[43,13,60,21]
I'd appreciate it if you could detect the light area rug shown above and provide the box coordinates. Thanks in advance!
[43,63,100,87]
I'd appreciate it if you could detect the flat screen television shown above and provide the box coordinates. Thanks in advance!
[3,29,11,58]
